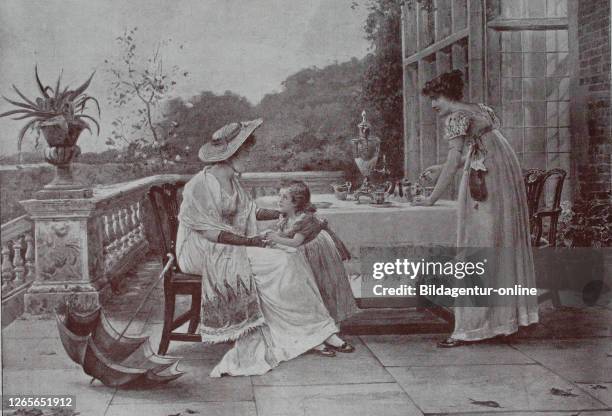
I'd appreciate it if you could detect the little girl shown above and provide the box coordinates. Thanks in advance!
[265,180,359,328]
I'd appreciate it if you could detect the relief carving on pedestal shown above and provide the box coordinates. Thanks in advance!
[37,222,82,282]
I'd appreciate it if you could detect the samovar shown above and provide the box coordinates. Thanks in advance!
[350,111,390,203]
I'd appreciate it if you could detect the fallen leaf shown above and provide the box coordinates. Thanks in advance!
[468,398,502,408]
[39,351,57,356]
[184,410,199,414]
[590,384,608,390]
[551,387,578,397]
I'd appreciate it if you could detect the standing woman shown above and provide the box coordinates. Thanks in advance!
[413,70,538,347]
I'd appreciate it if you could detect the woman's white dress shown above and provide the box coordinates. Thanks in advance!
[176,167,338,377]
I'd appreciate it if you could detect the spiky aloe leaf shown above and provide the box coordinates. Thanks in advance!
[76,114,100,135]
[1,96,38,111]
[54,69,63,98]
[16,118,41,153]
[68,71,95,100]
[75,96,101,117]
[11,111,57,120]
[11,85,39,108]
[79,119,93,135]
[35,65,50,98]
[0,109,37,118]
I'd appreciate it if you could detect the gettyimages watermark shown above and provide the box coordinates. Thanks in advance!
[360,246,611,307]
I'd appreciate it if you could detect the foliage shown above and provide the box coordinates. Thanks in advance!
[0,66,99,154]
[557,197,612,247]
[105,27,188,161]
[361,0,405,178]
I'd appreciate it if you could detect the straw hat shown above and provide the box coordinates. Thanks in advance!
[198,118,263,163]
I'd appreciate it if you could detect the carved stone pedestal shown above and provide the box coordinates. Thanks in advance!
[20,199,104,314]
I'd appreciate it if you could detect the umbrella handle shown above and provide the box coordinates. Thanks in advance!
[117,254,175,342]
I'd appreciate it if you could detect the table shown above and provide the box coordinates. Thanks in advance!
[256,193,458,257]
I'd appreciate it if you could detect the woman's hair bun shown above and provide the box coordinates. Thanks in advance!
[421,70,465,101]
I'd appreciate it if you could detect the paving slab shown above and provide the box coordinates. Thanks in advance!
[538,306,612,338]
[360,334,534,366]
[388,364,608,414]
[511,338,612,383]
[2,368,115,415]
[577,383,612,408]
[2,338,44,369]
[254,383,422,416]
[105,401,257,416]
[251,336,394,386]
[1,318,57,339]
[4,337,82,370]
[110,358,253,405]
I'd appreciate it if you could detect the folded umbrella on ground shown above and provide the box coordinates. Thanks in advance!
[56,255,184,388]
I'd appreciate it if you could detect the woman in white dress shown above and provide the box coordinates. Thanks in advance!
[176,119,354,377]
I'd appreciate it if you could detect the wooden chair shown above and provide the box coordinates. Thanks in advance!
[147,182,202,355]
[531,168,567,247]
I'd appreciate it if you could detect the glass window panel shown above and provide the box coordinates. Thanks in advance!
[523,78,546,101]
[504,128,525,152]
[523,31,546,52]
[558,101,570,126]
[524,53,547,77]
[546,30,557,52]
[501,0,524,18]
[504,102,525,127]
[525,102,546,126]
[501,31,512,52]
[547,0,568,17]
[546,77,560,100]
[502,53,523,77]
[556,30,569,52]
[523,152,547,170]
[527,0,547,17]
[511,32,523,52]
[558,127,571,152]
[558,77,570,100]
[547,52,569,76]
[503,78,523,101]
[546,128,560,153]
[546,102,559,127]
[525,127,547,152]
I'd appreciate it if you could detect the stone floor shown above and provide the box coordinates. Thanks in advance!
[2,258,612,416]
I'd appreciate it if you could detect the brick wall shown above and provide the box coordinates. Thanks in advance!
[576,0,611,201]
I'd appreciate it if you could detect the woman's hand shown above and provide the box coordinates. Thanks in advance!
[411,195,434,206]
[420,165,443,184]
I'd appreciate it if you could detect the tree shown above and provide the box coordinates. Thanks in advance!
[105,27,188,161]
[361,0,404,178]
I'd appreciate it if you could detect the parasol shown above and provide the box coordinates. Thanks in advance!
[56,255,185,388]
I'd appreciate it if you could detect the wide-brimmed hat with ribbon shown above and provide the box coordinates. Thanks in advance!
[198,118,263,163]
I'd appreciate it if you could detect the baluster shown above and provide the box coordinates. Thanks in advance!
[12,237,25,284]
[119,207,130,252]
[136,201,145,241]
[130,203,140,243]
[24,233,35,281]
[1,242,13,288]
[110,211,121,257]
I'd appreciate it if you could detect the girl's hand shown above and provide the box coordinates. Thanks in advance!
[411,195,434,206]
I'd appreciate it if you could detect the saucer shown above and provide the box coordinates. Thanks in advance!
[314,202,333,209]
[369,201,394,207]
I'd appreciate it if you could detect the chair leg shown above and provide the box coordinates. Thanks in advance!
[158,291,176,355]
[188,288,201,334]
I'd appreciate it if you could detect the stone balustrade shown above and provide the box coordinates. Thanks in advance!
[1,215,35,296]
[12,170,344,316]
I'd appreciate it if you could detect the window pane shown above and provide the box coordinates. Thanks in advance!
[525,128,547,152]
[525,102,546,126]
[523,78,546,101]
[525,53,546,77]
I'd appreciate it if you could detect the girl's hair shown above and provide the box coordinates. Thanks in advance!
[281,180,316,214]
[421,69,464,101]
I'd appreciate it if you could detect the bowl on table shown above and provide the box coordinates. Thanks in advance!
[331,183,350,201]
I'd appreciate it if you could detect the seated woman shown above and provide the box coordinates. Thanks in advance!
[176,119,353,377]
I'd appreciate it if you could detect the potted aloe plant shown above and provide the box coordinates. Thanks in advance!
[0,66,100,197]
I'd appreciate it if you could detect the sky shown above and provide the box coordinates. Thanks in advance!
[0,0,370,155]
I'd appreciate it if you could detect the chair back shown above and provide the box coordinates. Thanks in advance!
[541,168,567,212]
[147,182,186,272]
[523,168,546,220]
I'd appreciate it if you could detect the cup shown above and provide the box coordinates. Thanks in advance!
[373,190,386,204]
